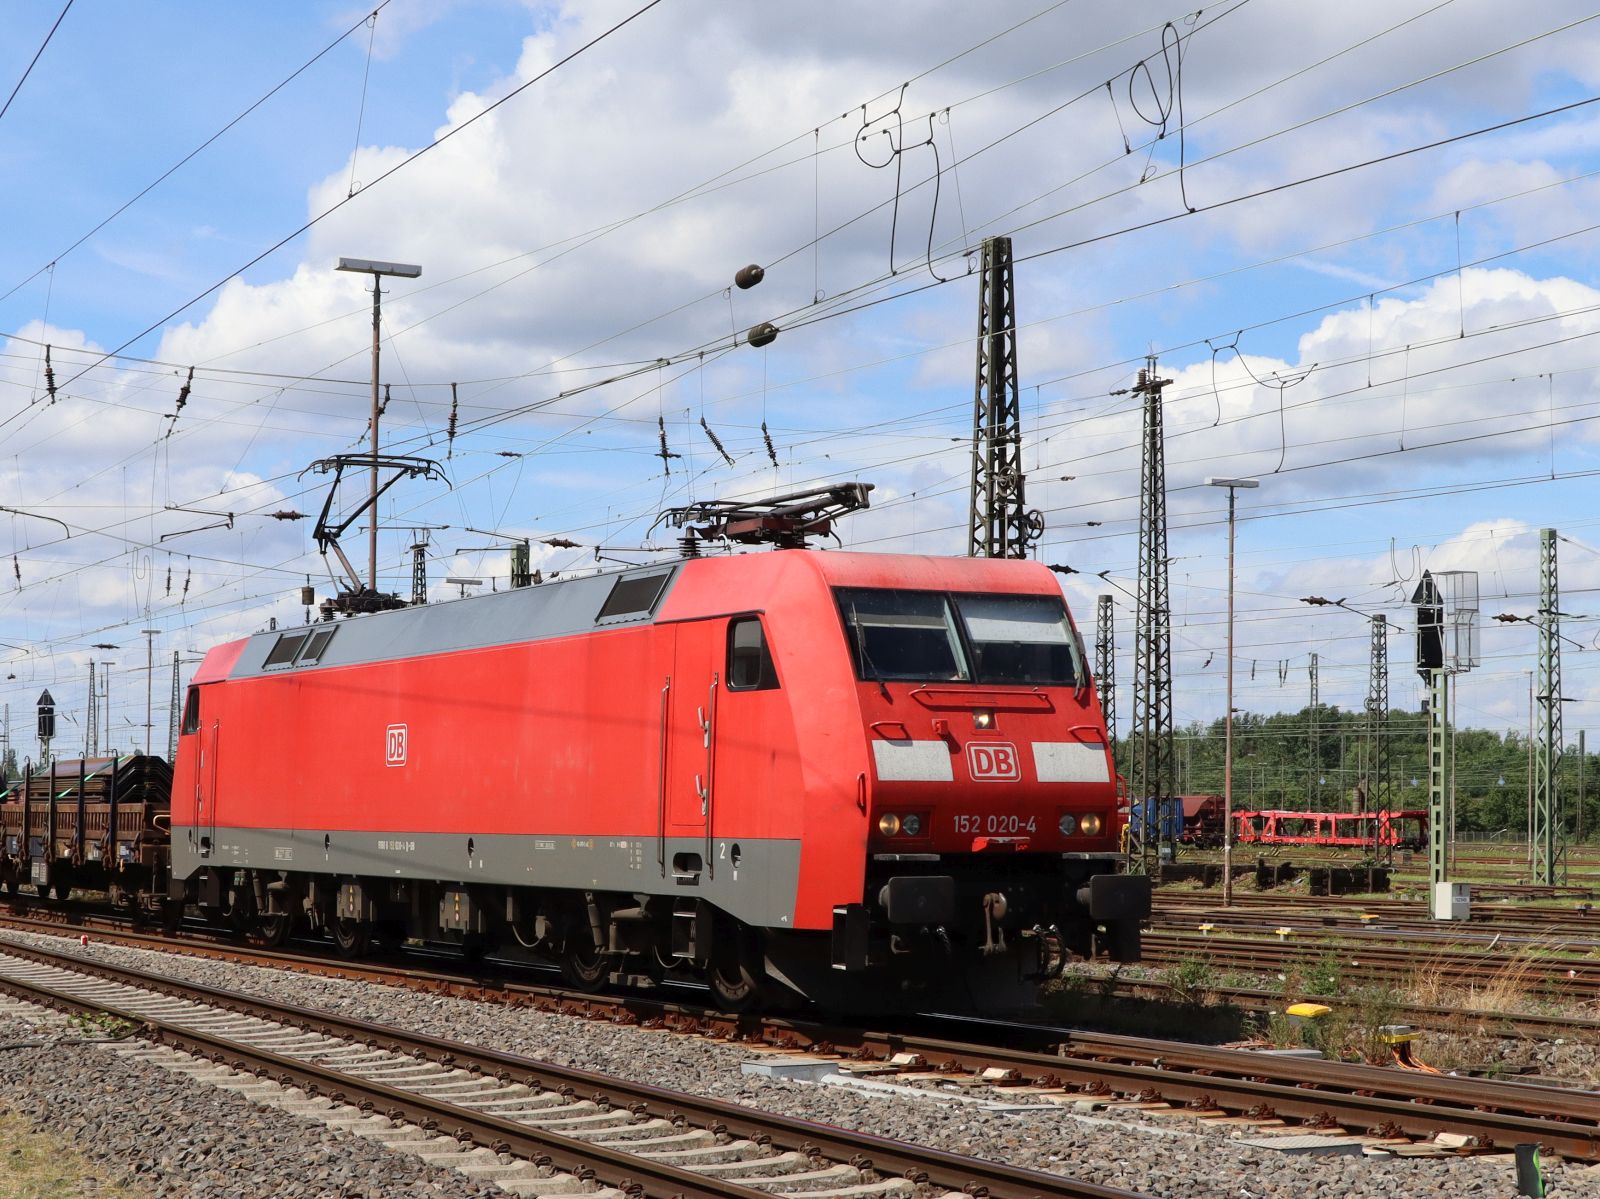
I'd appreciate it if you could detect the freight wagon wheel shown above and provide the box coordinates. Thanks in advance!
[249,912,293,948]
[51,879,71,902]
[331,916,371,958]
[560,942,613,992]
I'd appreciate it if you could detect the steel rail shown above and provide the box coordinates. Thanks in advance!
[0,939,1142,1199]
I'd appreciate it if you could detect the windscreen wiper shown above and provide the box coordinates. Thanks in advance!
[850,602,892,701]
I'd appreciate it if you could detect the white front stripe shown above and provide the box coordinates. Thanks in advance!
[1032,741,1110,783]
[871,740,955,782]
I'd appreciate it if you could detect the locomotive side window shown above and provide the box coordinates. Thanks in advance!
[298,626,336,665]
[597,569,673,622]
[954,594,1078,686]
[262,632,307,668]
[835,588,969,683]
[727,617,778,691]
[180,687,201,735]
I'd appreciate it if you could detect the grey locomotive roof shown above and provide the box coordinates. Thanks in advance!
[229,562,682,681]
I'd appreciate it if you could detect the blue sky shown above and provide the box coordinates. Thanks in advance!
[2,0,1599,758]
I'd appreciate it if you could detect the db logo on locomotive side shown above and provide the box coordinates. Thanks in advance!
[385,724,408,767]
[966,741,1020,782]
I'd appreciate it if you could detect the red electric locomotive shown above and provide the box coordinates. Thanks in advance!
[169,547,1146,1010]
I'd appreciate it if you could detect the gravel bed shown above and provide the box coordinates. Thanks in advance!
[0,931,1587,1197]
[0,1034,503,1199]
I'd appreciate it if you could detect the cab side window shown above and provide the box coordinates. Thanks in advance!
[727,617,779,691]
[180,686,201,735]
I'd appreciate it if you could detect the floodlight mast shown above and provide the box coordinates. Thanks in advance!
[336,257,422,593]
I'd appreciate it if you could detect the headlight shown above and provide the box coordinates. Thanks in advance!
[877,813,901,836]
[901,814,922,837]
[1080,812,1104,836]
[1058,813,1078,836]
[973,709,995,730]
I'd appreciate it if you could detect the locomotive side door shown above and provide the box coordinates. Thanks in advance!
[664,619,723,882]
[194,720,219,856]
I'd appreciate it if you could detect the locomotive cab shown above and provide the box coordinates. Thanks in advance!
[761,560,1150,1011]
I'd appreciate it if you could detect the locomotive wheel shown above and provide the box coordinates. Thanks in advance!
[331,917,371,958]
[560,942,612,992]
[708,927,763,1012]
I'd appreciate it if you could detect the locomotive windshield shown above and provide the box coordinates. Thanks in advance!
[835,588,1079,686]
[955,594,1077,686]
[836,589,969,681]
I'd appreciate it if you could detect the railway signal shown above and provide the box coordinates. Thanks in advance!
[35,689,54,766]
[1412,569,1479,919]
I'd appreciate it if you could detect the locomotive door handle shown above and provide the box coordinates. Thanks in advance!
[694,774,708,814]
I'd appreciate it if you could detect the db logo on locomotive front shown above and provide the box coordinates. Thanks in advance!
[966,741,1020,782]
[385,723,408,767]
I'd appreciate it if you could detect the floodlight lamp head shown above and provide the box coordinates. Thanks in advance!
[336,257,422,278]
[1205,476,1259,489]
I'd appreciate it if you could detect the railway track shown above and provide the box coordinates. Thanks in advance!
[3,931,1600,1164]
[1150,911,1600,949]
[1139,930,1600,992]
[7,901,1591,1048]
[0,936,1141,1199]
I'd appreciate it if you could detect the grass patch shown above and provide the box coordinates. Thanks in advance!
[0,1108,150,1198]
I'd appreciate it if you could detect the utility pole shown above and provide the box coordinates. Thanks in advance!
[1308,653,1320,806]
[1095,595,1118,777]
[336,257,423,595]
[140,630,159,757]
[1123,359,1176,873]
[86,662,97,758]
[1534,526,1563,884]
[1579,728,1587,844]
[966,236,1040,559]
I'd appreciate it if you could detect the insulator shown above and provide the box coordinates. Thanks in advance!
[679,534,702,558]
[380,383,391,416]
[44,346,56,403]
[165,565,172,596]
[175,366,193,412]
[181,567,191,601]
[11,555,18,585]
[300,585,316,606]
[746,322,778,348]
[700,417,735,467]
[447,383,459,458]
[734,264,765,290]
[761,421,779,469]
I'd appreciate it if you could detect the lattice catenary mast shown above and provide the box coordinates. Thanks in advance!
[1307,652,1320,806]
[966,236,1041,560]
[1534,527,1563,885]
[1095,595,1118,776]
[1364,614,1391,791]
[1123,359,1176,872]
